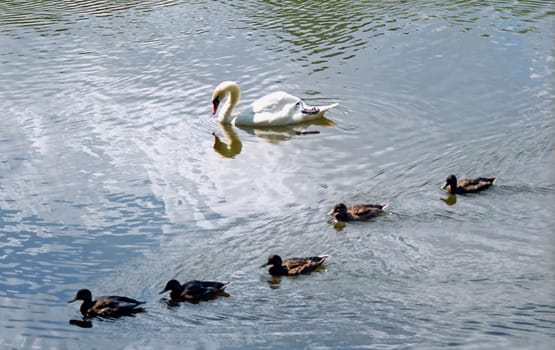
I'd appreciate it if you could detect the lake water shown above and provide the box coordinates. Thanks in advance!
[1,0,554,349]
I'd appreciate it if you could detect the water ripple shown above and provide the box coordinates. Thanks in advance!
[1,0,554,348]
[231,0,555,74]
[0,0,178,31]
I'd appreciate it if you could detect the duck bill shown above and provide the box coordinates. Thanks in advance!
[440,182,448,190]
[68,297,77,303]
[159,288,168,295]
[326,208,335,215]
[260,263,269,268]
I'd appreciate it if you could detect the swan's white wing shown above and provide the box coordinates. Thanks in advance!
[251,91,299,114]
[233,90,338,126]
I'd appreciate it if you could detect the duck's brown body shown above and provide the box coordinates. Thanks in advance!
[262,255,328,276]
[441,175,496,194]
[328,203,388,222]
[160,279,229,303]
[69,289,145,318]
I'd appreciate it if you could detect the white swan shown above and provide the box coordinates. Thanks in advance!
[211,81,338,126]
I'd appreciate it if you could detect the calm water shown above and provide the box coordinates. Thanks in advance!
[1,0,554,348]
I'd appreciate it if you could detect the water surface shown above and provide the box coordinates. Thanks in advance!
[0,0,554,348]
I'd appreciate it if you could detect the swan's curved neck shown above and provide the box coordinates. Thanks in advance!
[218,83,241,123]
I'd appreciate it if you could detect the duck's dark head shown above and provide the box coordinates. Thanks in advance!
[261,255,283,267]
[160,279,182,294]
[327,203,347,216]
[441,175,458,193]
[68,289,92,303]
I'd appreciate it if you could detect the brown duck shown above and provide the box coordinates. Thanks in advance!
[327,203,388,222]
[159,279,229,303]
[68,289,145,318]
[261,254,329,276]
[440,175,496,194]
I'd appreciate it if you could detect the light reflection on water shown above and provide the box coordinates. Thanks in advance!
[1,0,554,348]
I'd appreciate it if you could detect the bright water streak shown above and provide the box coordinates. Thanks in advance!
[0,0,554,348]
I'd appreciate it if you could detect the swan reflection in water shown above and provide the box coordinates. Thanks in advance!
[212,123,242,158]
[212,117,335,158]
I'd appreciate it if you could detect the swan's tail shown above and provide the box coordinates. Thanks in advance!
[302,103,338,117]
[319,103,338,114]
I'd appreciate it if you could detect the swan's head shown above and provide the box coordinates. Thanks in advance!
[211,90,222,115]
[211,81,240,115]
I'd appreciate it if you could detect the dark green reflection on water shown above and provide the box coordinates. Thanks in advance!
[235,0,554,72]
[441,194,457,206]
[0,0,176,31]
